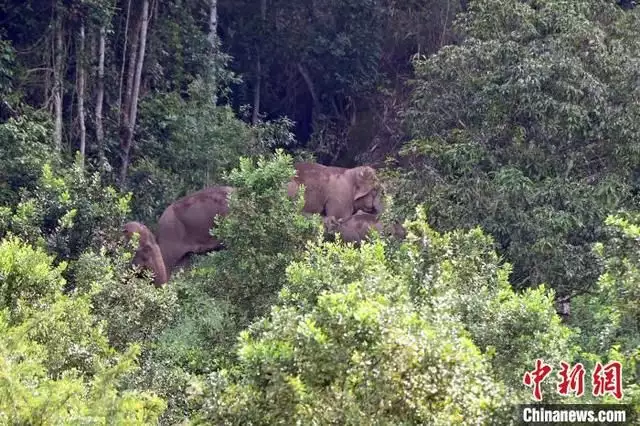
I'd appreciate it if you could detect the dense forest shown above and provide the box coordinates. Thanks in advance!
[1,0,639,423]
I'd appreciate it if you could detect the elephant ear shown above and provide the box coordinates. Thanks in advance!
[353,166,379,201]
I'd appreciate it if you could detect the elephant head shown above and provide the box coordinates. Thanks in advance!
[353,185,383,216]
[123,221,168,287]
[155,185,234,280]
[323,211,406,244]
[288,162,383,220]
[323,211,384,243]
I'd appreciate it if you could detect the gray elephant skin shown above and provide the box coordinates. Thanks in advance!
[123,221,168,287]
[323,211,406,244]
[124,185,233,286]
[287,162,383,219]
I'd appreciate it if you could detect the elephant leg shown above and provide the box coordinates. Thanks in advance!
[324,198,353,221]
[193,237,224,254]
[174,254,192,270]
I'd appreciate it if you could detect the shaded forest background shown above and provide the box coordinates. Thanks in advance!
[1,0,640,423]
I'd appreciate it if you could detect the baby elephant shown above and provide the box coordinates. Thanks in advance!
[323,212,406,244]
[323,212,383,243]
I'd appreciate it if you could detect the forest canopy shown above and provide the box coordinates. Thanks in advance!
[0,0,639,424]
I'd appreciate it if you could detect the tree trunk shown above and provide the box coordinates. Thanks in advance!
[298,63,319,108]
[252,58,261,124]
[120,0,149,186]
[121,14,141,134]
[208,0,217,45]
[118,0,133,124]
[77,21,86,164]
[95,25,106,164]
[208,0,218,104]
[252,0,267,125]
[53,11,64,150]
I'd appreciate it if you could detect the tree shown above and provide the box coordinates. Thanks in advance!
[119,0,149,185]
[397,0,640,299]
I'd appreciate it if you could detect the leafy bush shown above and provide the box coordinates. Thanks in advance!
[198,238,512,425]
[0,236,166,423]
[398,208,576,398]
[570,213,640,411]
[72,249,180,352]
[176,150,323,353]
[2,159,131,268]
[0,236,66,321]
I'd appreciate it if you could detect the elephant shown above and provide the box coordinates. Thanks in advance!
[154,185,234,281]
[123,221,168,287]
[287,162,383,220]
[323,211,406,244]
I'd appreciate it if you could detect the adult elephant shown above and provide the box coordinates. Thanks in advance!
[287,162,383,220]
[154,185,234,280]
[124,185,234,286]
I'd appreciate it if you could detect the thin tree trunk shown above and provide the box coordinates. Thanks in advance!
[298,63,319,108]
[208,0,217,45]
[208,0,218,104]
[252,59,261,124]
[120,17,140,142]
[53,11,64,150]
[117,0,133,124]
[252,0,266,125]
[77,21,86,164]
[95,26,106,163]
[120,0,149,185]
[44,39,52,111]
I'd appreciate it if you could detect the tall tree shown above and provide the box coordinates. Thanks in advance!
[77,20,87,164]
[119,0,150,185]
[95,25,106,164]
[397,0,640,299]
[209,0,218,45]
[251,0,266,125]
[53,5,65,150]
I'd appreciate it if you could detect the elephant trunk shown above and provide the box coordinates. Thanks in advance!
[151,250,169,287]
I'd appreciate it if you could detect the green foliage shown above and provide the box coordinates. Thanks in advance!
[0,236,66,321]
[71,249,179,352]
[0,236,166,423]
[397,0,640,297]
[3,158,131,265]
[0,317,165,425]
[198,238,511,425]
[0,113,57,207]
[211,150,323,317]
[162,151,323,362]
[65,242,191,425]
[394,208,575,401]
[131,78,294,223]
[153,277,235,373]
[570,212,640,411]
